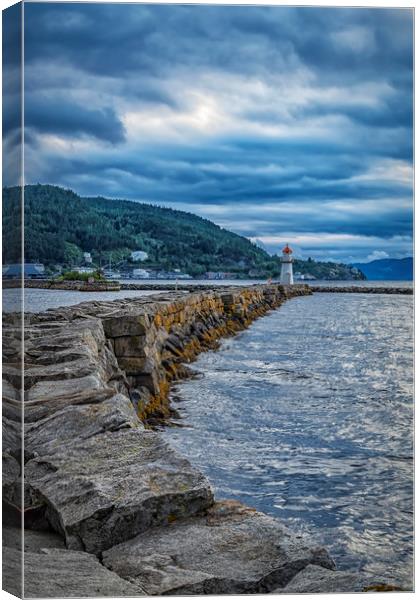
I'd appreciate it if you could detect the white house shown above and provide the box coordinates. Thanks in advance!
[132,268,150,279]
[131,250,148,262]
[3,263,45,279]
[78,267,96,274]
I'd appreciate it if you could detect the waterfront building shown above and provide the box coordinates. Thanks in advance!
[132,268,150,279]
[205,271,236,280]
[280,244,294,284]
[77,267,96,274]
[83,252,92,264]
[294,271,316,281]
[102,269,121,280]
[2,263,46,279]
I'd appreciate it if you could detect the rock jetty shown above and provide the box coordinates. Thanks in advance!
[3,279,413,295]
[2,278,121,291]
[2,284,386,596]
[310,285,412,294]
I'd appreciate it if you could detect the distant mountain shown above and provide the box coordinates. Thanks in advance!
[3,184,365,280]
[353,257,413,281]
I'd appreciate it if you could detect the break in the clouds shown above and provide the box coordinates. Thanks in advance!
[4,3,413,262]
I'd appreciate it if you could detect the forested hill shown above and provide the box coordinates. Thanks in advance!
[3,184,276,276]
[2,184,365,280]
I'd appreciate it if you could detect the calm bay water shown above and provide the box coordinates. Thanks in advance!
[164,292,413,587]
[1,287,161,313]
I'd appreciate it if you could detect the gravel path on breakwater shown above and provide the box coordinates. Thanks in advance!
[3,285,393,596]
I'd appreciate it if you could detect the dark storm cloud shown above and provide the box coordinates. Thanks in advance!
[25,96,125,144]
[301,94,413,130]
[290,9,412,78]
[2,3,22,186]
[2,1,21,67]
[23,5,412,84]
[6,3,413,262]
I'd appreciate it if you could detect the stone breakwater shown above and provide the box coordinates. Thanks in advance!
[3,284,388,597]
[310,285,413,295]
[3,278,121,291]
[122,283,413,294]
[3,279,414,295]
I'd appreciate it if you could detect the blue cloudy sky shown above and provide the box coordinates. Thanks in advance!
[5,2,413,262]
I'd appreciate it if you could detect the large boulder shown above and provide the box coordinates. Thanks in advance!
[103,500,335,595]
[23,549,146,598]
[276,564,390,593]
[21,318,127,422]
[25,394,141,457]
[2,527,144,598]
[4,526,65,552]
[4,395,143,518]
[25,425,213,553]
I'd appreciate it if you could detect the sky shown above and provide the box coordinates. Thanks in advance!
[3,2,414,263]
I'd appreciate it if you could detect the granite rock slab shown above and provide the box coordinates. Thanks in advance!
[3,526,65,552]
[25,394,141,457]
[24,548,146,598]
[103,500,335,595]
[3,547,145,598]
[2,526,144,598]
[276,564,385,593]
[21,318,127,422]
[25,426,213,553]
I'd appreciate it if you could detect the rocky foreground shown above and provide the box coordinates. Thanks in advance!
[3,284,388,597]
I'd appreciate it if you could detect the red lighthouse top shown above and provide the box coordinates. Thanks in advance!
[282,244,293,255]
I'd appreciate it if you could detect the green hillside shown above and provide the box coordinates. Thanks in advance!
[2,184,365,280]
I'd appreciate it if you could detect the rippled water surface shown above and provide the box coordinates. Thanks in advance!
[2,288,162,313]
[164,293,413,587]
[1,279,412,313]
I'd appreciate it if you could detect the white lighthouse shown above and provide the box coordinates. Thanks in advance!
[280,244,294,284]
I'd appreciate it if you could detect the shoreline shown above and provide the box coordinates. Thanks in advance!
[2,277,413,295]
[3,284,393,595]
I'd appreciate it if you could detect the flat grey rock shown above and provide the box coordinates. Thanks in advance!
[276,564,385,593]
[3,547,145,598]
[26,427,213,553]
[2,526,63,599]
[2,415,21,453]
[3,395,142,519]
[102,312,151,338]
[3,525,64,553]
[22,318,127,422]
[2,547,22,598]
[25,373,118,422]
[2,452,21,509]
[103,500,335,595]
[2,378,21,422]
[25,394,142,457]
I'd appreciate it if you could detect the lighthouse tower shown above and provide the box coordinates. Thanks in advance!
[280,244,294,284]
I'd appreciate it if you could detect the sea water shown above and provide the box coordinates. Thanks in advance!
[1,279,413,313]
[1,287,161,313]
[164,292,413,587]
